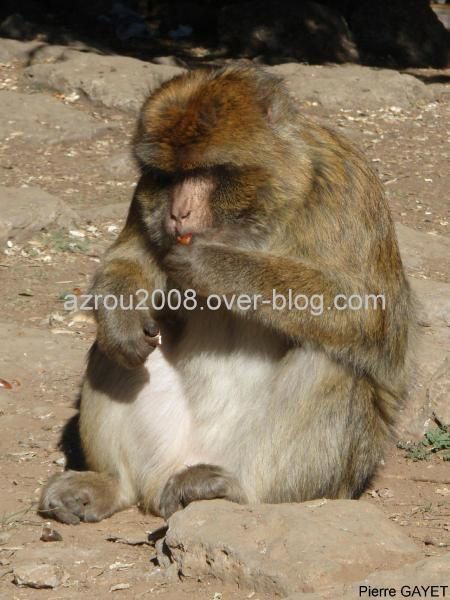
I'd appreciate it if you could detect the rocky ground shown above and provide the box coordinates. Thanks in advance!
[0,37,449,599]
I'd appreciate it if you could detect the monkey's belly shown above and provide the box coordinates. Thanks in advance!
[130,345,275,468]
[82,330,357,504]
[80,346,193,501]
[83,337,278,484]
[119,347,194,472]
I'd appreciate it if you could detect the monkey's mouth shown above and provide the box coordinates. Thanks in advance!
[165,218,199,238]
[176,233,193,246]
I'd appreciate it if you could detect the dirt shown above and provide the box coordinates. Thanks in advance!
[0,54,449,599]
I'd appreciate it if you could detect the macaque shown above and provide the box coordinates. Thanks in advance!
[39,65,413,524]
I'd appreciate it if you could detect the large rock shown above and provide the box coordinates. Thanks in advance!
[13,563,69,589]
[0,37,99,66]
[0,186,76,246]
[0,90,115,144]
[340,553,450,600]
[158,500,420,596]
[219,1,359,64]
[287,552,450,599]
[426,356,450,427]
[402,333,450,436]
[268,64,432,110]
[398,275,450,436]
[104,151,137,178]
[24,51,185,113]
[409,278,450,328]
[86,201,130,222]
[396,224,450,280]
[0,37,43,64]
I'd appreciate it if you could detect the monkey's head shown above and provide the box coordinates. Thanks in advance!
[132,66,297,249]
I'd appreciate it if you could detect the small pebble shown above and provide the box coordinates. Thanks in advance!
[40,523,63,542]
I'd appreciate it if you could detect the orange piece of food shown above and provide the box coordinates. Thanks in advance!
[177,233,193,246]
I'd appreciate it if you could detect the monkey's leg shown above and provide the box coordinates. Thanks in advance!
[38,470,126,525]
[158,464,247,519]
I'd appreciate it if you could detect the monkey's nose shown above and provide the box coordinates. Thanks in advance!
[171,210,191,224]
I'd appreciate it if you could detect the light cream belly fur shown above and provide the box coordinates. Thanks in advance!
[79,311,342,507]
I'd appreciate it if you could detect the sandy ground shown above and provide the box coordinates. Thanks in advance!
[0,57,449,598]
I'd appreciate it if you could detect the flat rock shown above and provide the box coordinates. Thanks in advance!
[0,38,98,66]
[394,275,450,435]
[13,563,69,589]
[159,499,420,596]
[395,226,450,433]
[0,186,76,246]
[409,277,450,328]
[287,552,450,599]
[403,342,450,435]
[396,223,450,279]
[425,356,450,425]
[0,38,43,64]
[340,553,450,600]
[104,151,138,177]
[286,593,323,600]
[0,90,115,144]
[268,64,432,110]
[85,201,130,222]
[24,51,185,113]
[400,326,450,436]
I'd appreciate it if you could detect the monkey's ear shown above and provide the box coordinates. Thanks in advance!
[252,70,296,129]
[133,136,159,172]
[133,119,171,174]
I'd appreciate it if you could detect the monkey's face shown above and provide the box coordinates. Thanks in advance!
[139,164,272,251]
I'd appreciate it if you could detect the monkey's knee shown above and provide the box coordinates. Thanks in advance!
[38,470,122,525]
[158,464,247,520]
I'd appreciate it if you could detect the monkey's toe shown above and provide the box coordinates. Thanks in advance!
[39,470,119,524]
[159,464,246,520]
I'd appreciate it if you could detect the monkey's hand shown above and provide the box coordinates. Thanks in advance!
[95,302,160,370]
[163,238,235,296]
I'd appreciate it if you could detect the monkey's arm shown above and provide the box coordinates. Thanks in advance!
[91,195,166,369]
[164,241,409,381]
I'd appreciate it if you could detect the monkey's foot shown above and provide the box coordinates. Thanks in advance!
[39,470,120,525]
[159,463,246,520]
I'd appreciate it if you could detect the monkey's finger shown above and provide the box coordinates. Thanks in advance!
[40,506,81,525]
[159,487,183,520]
[115,336,158,369]
[143,321,160,339]
[143,335,160,348]
[134,334,159,356]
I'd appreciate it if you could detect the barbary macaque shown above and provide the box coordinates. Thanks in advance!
[39,65,413,524]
